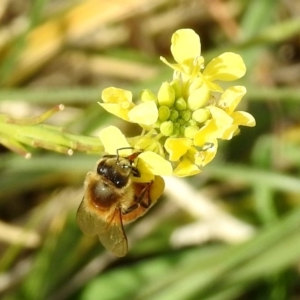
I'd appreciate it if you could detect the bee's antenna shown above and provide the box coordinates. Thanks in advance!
[116,147,135,164]
[116,147,135,158]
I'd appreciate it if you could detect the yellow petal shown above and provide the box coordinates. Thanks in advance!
[171,29,201,64]
[165,138,192,161]
[99,103,130,121]
[194,120,219,146]
[221,125,239,140]
[138,151,173,176]
[218,86,247,114]
[99,126,131,155]
[203,80,224,93]
[173,158,201,177]
[200,140,218,166]
[160,56,182,73]
[208,106,233,127]
[101,87,132,104]
[149,176,165,202]
[128,101,158,125]
[203,53,246,81]
[231,111,256,127]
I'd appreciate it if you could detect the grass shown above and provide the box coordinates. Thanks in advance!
[1,0,300,299]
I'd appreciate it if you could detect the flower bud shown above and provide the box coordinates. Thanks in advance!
[184,125,199,139]
[192,108,210,123]
[180,110,191,122]
[158,106,171,122]
[169,109,179,122]
[170,79,181,98]
[141,89,157,103]
[160,121,174,136]
[175,97,187,111]
[187,84,210,111]
[157,82,175,107]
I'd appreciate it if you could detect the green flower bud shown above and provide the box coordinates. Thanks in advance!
[157,82,175,107]
[175,97,187,111]
[179,125,186,136]
[192,108,210,123]
[170,79,181,98]
[184,125,199,139]
[180,110,192,122]
[169,109,179,122]
[173,122,180,130]
[188,119,197,126]
[160,121,174,136]
[171,127,179,137]
[177,118,185,125]
[141,89,157,103]
[158,105,171,122]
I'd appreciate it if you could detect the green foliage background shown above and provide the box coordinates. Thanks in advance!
[1,0,300,299]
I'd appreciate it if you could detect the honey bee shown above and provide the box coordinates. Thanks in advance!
[77,148,164,257]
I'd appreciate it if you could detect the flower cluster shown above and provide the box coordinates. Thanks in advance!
[98,29,255,177]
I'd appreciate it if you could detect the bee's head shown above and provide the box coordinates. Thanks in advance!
[96,150,141,188]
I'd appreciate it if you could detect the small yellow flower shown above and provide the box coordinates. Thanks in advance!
[97,28,255,177]
[99,87,134,121]
[160,29,246,93]
[99,87,158,126]
[160,28,204,80]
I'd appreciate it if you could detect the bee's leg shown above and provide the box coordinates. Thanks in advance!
[122,203,139,215]
[122,182,153,215]
[135,181,153,209]
[131,166,141,177]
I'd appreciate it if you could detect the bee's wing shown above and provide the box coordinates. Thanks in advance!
[77,198,128,257]
[98,208,128,257]
[76,199,96,235]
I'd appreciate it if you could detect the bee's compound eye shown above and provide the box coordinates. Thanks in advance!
[97,165,103,174]
[97,161,108,176]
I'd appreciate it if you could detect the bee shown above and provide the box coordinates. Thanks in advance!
[77,148,164,257]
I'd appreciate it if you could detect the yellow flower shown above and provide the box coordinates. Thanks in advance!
[161,29,246,93]
[171,29,201,65]
[97,28,255,178]
[160,28,204,80]
[99,87,134,121]
[99,87,158,126]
